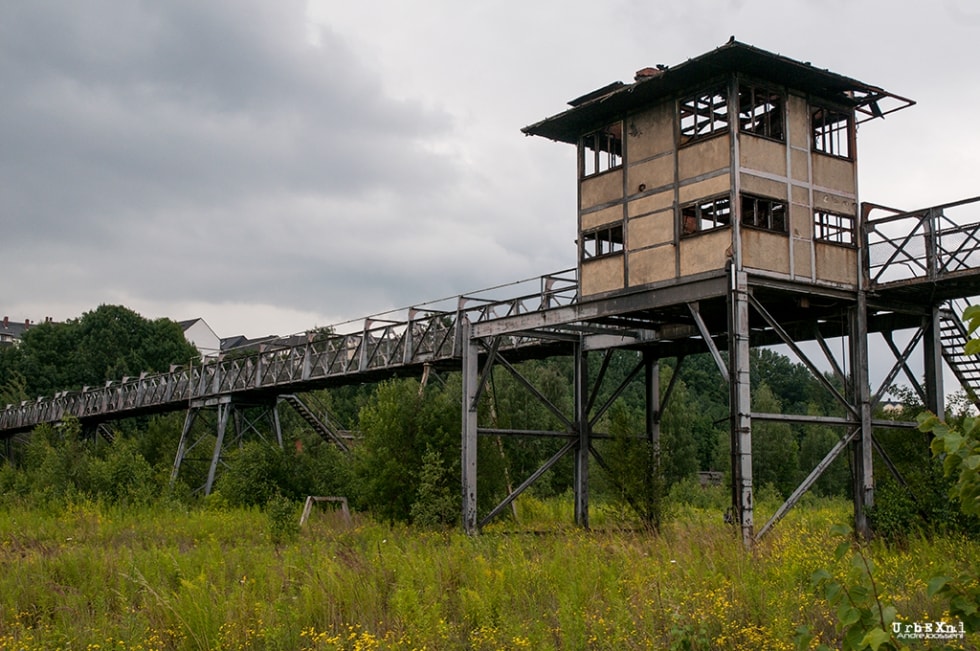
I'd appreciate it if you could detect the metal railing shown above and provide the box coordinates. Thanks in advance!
[866,196,980,287]
[0,269,578,434]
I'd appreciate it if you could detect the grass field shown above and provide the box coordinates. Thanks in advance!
[0,494,976,650]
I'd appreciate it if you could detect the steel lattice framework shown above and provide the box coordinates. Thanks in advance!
[4,199,980,544]
[0,271,578,433]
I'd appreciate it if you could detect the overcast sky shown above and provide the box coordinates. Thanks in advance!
[3,0,980,340]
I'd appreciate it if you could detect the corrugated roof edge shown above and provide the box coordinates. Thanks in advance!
[522,39,915,144]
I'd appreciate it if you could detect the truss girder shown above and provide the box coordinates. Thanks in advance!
[878,329,927,404]
[755,427,859,541]
[747,294,856,417]
[170,398,285,495]
[866,195,980,287]
[1,270,579,435]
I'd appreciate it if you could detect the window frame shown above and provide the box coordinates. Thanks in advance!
[580,121,623,178]
[814,209,856,246]
[679,85,730,145]
[738,84,785,142]
[581,223,624,260]
[681,195,732,236]
[741,194,788,234]
[811,104,853,159]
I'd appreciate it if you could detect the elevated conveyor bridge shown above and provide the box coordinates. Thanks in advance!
[0,272,580,434]
[4,198,980,540]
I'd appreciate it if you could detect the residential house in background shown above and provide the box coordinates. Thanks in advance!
[1,317,36,347]
[178,318,222,359]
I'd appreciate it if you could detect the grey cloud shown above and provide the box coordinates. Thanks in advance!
[1,0,471,322]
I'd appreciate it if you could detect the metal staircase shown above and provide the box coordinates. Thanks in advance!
[939,298,980,409]
[279,393,351,452]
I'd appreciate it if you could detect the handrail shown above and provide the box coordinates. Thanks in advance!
[865,197,980,287]
[0,268,579,434]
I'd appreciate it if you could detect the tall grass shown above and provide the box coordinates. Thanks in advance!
[0,495,975,650]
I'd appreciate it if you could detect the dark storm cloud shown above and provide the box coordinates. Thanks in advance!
[0,0,484,329]
[0,0,456,247]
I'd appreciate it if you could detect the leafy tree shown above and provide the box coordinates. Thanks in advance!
[798,419,849,498]
[215,442,292,507]
[0,370,28,407]
[0,305,199,398]
[410,447,459,527]
[352,377,459,523]
[601,400,667,530]
[88,436,157,505]
[751,382,800,498]
[214,431,353,508]
[2,319,80,398]
[2,416,167,506]
[659,365,718,479]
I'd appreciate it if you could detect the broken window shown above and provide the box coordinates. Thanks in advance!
[814,210,855,245]
[581,223,624,259]
[739,85,784,140]
[681,196,731,235]
[741,194,787,233]
[581,122,623,177]
[679,86,729,144]
[812,105,852,158]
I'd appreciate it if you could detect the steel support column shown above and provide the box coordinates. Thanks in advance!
[573,341,590,528]
[728,268,753,546]
[204,400,232,496]
[461,321,479,534]
[170,407,199,487]
[272,403,284,449]
[924,306,946,417]
[645,352,661,455]
[850,294,874,538]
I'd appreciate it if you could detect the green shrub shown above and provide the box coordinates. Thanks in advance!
[410,448,458,528]
[267,493,298,546]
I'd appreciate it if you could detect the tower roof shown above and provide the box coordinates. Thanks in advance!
[522,39,914,144]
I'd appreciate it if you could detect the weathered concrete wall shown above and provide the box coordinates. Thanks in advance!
[581,255,625,295]
[626,104,674,162]
[629,245,676,286]
[581,204,623,231]
[680,229,731,276]
[581,168,623,210]
[814,243,858,286]
[629,210,673,250]
[742,228,790,275]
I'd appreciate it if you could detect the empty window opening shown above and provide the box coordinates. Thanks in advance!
[739,85,784,140]
[680,86,729,144]
[815,210,855,245]
[681,196,731,235]
[812,106,852,158]
[741,194,787,233]
[581,122,623,177]
[582,224,624,259]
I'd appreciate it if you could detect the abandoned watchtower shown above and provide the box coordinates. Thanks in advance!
[523,39,912,296]
[461,38,977,545]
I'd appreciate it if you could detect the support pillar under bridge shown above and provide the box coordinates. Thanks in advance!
[458,263,959,546]
[170,396,285,495]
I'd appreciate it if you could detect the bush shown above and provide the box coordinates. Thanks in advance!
[267,493,299,546]
[410,448,458,528]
